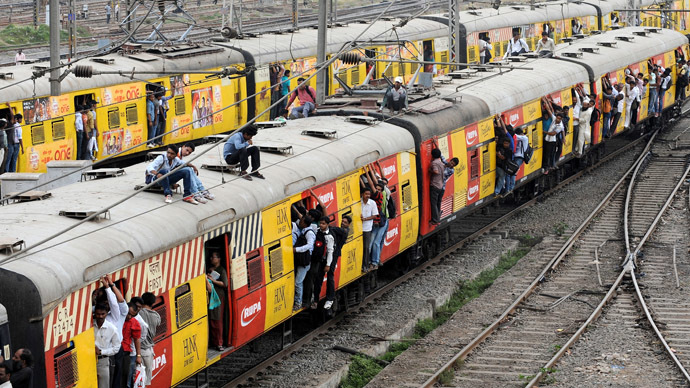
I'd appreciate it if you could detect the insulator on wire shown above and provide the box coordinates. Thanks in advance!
[74,65,94,78]
[339,53,363,65]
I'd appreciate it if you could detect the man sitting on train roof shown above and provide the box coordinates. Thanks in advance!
[145,144,199,205]
[223,125,264,181]
[503,30,529,58]
[379,77,408,114]
[536,31,555,58]
[179,143,215,203]
[286,78,317,119]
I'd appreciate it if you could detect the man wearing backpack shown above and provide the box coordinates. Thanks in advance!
[292,215,315,312]
[506,126,529,193]
[286,77,317,119]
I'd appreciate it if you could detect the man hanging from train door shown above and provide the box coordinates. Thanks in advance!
[293,215,315,312]
[429,148,444,225]
[93,304,119,388]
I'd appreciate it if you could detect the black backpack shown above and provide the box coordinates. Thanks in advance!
[387,195,397,219]
[294,228,315,267]
[519,137,533,164]
[312,229,328,263]
[589,107,600,127]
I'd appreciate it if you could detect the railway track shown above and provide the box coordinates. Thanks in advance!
[420,121,690,387]
[0,0,445,65]
[177,133,648,387]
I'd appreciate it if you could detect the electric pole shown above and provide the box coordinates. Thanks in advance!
[49,0,60,95]
[316,0,327,104]
[292,0,298,28]
[448,0,460,69]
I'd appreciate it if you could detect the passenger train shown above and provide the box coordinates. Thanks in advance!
[0,26,687,387]
[0,0,687,174]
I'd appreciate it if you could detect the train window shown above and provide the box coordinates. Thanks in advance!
[530,125,539,148]
[31,123,45,145]
[351,67,360,85]
[174,283,194,329]
[384,64,393,77]
[267,243,284,280]
[152,295,167,342]
[53,341,78,388]
[246,251,263,291]
[482,148,491,174]
[108,108,120,129]
[401,180,412,211]
[51,119,65,141]
[175,96,185,116]
[125,104,138,125]
[470,150,480,179]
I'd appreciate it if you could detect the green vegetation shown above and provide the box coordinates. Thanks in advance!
[0,24,90,48]
[438,368,455,386]
[554,222,568,236]
[340,247,531,388]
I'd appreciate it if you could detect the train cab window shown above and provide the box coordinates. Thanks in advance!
[108,107,120,129]
[401,180,413,211]
[52,119,65,140]
[30,123,45,145]
[175,96,186,116]
[267,242,284,280]
[423,40,434,73]
[246,250,263,291]
[482,148,491,174]
[152,295,168,341]
[53,341,78,387]
[174,283,194,329]
[125,104,138,125]
[470,149,480,179]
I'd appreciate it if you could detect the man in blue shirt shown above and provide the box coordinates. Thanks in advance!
[146,93,158,148]
[223,125,264,180]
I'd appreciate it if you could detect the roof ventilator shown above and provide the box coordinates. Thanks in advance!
[346,116,378,125]
[561,37,575,43]
[449,69,478,79]
[256,121,287,129]
[562,52,584,58]
[301,129,338,139]
[632,31,648,37]
[507,56,528,62]
[573,33,586,39]
[255,143,293,155]
[0,72,14,79]
[610,25,623,30]
[589,30,602,35]
[203,134,226,144]
[81,168,126,181]
[146,151,165,161]
[645,28,661,33]
[579,47,599,53]
[597,41,617,48]
[520,52,539,59]
[4,190,52,203]
[615,36,635,42]
[91,58,115,64]
[0,238,24,255]
[59,209,111,221]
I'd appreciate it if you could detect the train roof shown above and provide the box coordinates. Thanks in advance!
[217,17,447,64]
[0,116,414,316]
[0,44,247,104]
[422,1,615,34]
[555,27,687,76]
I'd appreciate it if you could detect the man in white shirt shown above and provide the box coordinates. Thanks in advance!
[360,187,378,273]
[572,19,583,35]
[536,31,555,57]
[14,50,25,66]
[575,100,594,156]
[93,303,120,388]
[611,83,624,131]
[100,276,128,388]
[379,77,407,113]
[0,363,11,388]
[75,106,84,160]
[624,77,640,129]
[479,37,493,64]
[503,31,529,58]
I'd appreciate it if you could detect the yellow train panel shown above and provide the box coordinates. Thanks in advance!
[480,170,495,200]
[72,327,98,387]
[337,235,363,286]
[397,151,418,210]
[478,117,494,144]
[262,198,293,246]
[170,318,208,386]
[523,99,542,124]
[398,208,419,251]
[450,129,468,210]
[336,170,360,210]
[98,82,148,159]
[262,234,295,288]
[264,272,295,329]
[168,277,208,334]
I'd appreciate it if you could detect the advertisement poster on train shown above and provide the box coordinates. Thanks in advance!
[103,83,142,105]
[23,97,51,124]
[170,74,190,96]
[102,128,124,156]
[191,86,222,129]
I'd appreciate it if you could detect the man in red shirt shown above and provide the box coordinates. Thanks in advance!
[285,78,317,119]
[121,302,142,388]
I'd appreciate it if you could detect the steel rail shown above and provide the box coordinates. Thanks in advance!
[421,132,657,388]
[223,135,647,388]
[526,142,690,387]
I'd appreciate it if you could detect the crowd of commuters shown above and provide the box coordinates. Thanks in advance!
[93,275,161,388]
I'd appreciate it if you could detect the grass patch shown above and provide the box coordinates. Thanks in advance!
[0,24,90,47]
[340,246,532,388]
